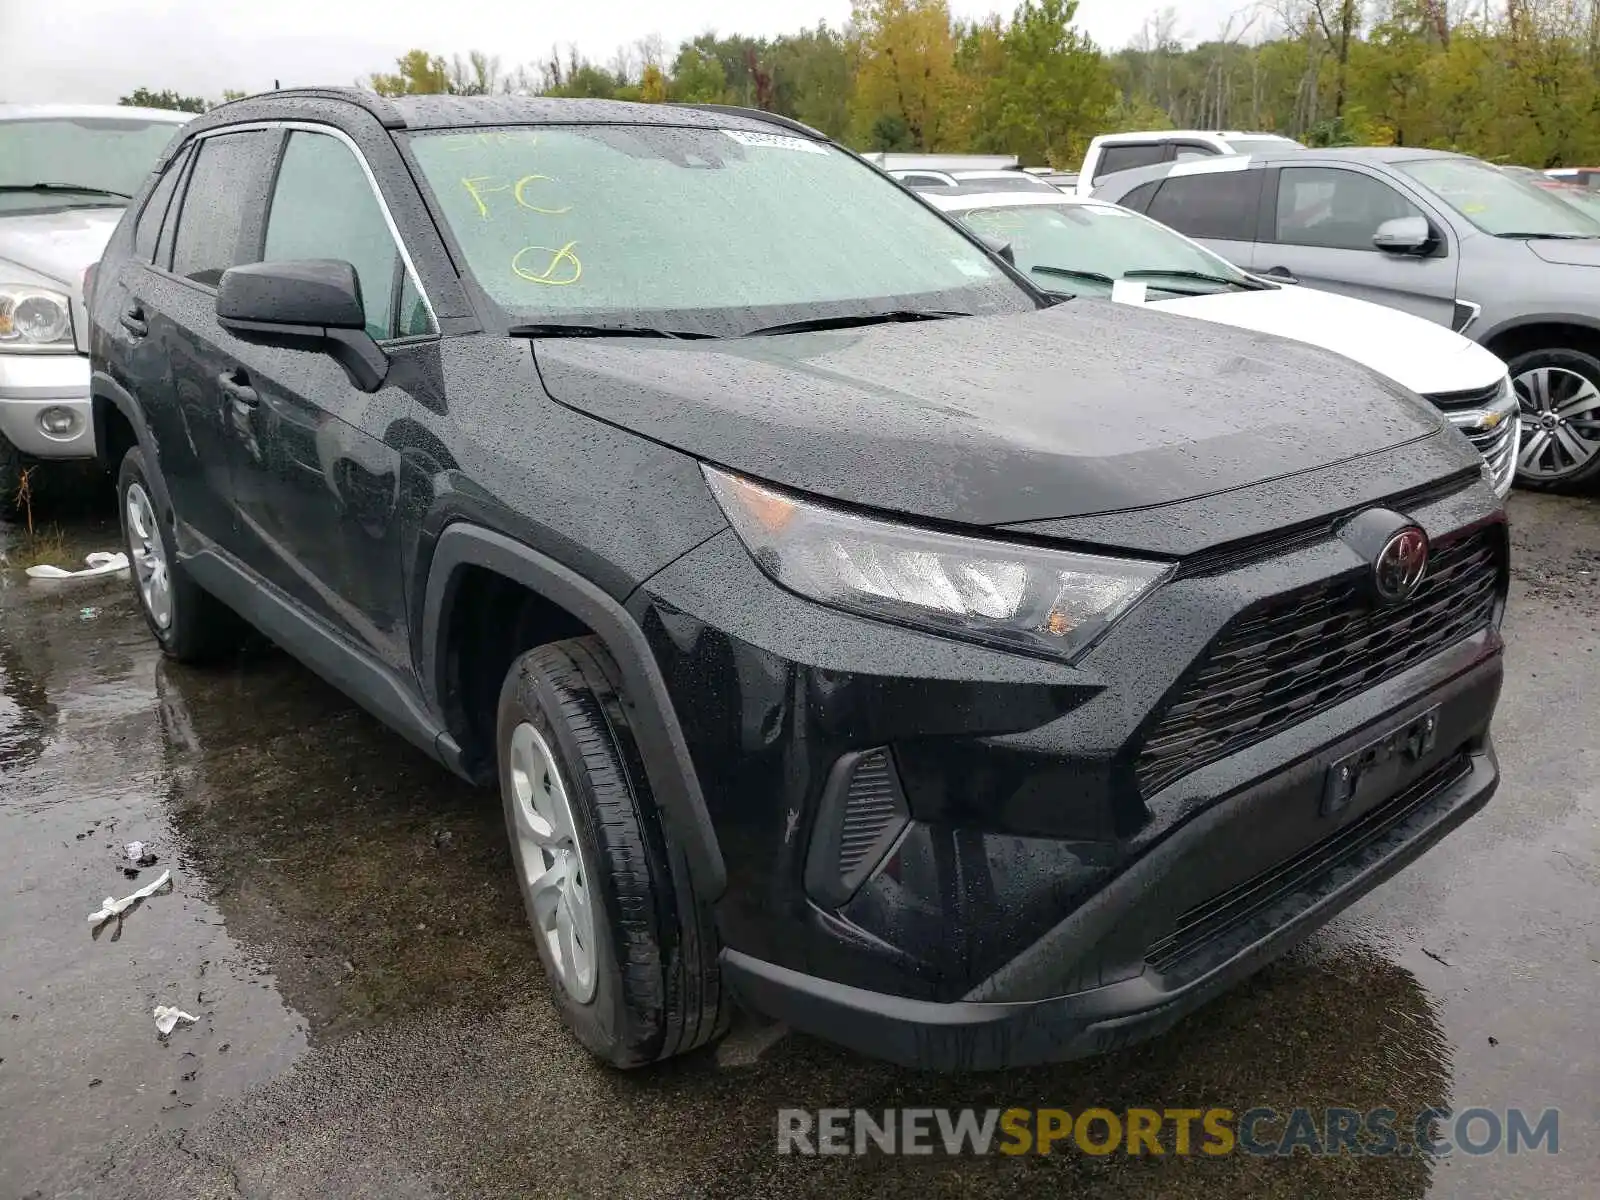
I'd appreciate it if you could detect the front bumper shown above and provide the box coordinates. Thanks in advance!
[0,351,95,459]
[724,674,1498,1070]
[631,474,1506,1068]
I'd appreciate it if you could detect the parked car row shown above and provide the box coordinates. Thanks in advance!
[7,94,1510,1076]
[1090,146,1600,492]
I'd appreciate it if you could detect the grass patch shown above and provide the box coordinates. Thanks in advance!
[1,524,72,571]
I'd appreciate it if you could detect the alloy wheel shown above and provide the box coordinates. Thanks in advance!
[125,481,173,630]
[508,721,598,1002]
[1515,366,1600,481]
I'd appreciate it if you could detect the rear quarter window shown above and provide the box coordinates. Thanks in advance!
[1094,144,1168,182]
[1145,171,1262,241]
[132,148,188,263]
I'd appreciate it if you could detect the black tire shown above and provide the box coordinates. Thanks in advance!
[116,447,243,662]
[1508,346,1600,493]
[497,636,730,1068]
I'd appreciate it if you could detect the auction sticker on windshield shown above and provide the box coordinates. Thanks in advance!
[721,129,826,154]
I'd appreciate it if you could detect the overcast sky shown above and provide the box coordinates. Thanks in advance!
[0,0,1244,106]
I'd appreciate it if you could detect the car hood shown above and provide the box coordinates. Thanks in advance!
[1525,238,1600,267]
[1140,283,1505,396]
[0,206,122,291]
[532,302,1447,528]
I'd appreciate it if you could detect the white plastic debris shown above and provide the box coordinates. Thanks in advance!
[88,868,172,925]
[153,1005,198,1036]
[125,841,146,863]
[25,551,130,580]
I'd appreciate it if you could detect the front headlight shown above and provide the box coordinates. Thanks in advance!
[704,467,1172,662]
[0,284,74,350]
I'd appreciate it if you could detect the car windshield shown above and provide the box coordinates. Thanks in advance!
[407,125,1033,335]
[1397,156,1600,237]
[951,200,1253,295]
[0,117,182,215]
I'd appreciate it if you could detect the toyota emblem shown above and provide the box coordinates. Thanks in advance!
[1373,526,1429,603]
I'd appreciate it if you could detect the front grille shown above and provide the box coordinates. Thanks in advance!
[1134,528,1501,796]
[1424,381,1520,495]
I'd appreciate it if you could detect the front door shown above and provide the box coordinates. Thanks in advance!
[132,129,277,551]
[1257,164,1461,326]
[219,127,436,674]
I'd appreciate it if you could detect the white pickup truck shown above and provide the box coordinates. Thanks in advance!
[1076,130,1301,196]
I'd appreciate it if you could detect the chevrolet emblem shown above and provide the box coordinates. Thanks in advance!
[1481,409,1505,429]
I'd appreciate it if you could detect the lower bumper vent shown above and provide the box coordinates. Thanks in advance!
[805,748,911,908]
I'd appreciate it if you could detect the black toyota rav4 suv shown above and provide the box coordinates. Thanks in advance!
[89,90,1506,1071]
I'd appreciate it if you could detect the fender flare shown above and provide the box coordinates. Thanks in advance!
[90,370,172,515]
[1476,311,1600,353]
[421,523,727,898]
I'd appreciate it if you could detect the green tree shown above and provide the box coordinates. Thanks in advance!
[118,87,208,113]
[850,0,968,150]
[367,49,450,96]
[975,0,1113,166]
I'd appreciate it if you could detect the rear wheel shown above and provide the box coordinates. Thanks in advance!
[497,636,730,1067]
[1511,347,1600,491]
[117,447,242,662]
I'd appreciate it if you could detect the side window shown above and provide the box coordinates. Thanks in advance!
[1172,144,1220,162]
[1145,171,1262,241]
[133,147,187,263]
[1094,144,1167,182]
[262,131,420,341]
[397,272,433,337]
[1272,166,1424,251]
[171,131,273,286]
[1118,180,1162,213]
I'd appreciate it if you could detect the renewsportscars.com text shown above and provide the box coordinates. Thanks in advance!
[777,1106,1560,1158]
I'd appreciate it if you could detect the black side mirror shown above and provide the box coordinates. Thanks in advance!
[978,235,1016,265]
[1372,216,1434,256]
[216,259,387,392]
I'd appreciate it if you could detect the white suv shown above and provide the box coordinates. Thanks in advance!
[1076,130,1301,196]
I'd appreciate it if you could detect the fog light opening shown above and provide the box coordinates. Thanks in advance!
[38,406,79,438]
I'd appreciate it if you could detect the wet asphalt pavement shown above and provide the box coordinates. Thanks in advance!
[1,493,1596,1200]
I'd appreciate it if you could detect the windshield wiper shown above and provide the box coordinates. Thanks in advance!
[1030,265,1115,286]
[1122,268,1262,289]
[0,182,131,199]
[742,309,971,337]
[1493,231,1599,240]
[507,322,716,340]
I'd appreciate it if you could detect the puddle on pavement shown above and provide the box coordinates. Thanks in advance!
[1,513,1465,1198]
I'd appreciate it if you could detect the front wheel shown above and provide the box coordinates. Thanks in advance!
[497,636,730,1067]
[116,447,242,662]
[1510,347,1600,492]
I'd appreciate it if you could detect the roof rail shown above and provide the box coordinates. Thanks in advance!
[215,85,407,129]
[672,103,826,141]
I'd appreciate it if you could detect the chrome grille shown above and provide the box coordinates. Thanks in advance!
[1424,380,1519,497]
[1133,527,1503,797]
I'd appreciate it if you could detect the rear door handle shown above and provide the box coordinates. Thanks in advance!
[119,305,148,337]
[218,369,258,411]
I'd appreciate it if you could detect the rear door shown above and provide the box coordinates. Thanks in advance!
[135,128,279,549]
[1141,163,1266,271]
[1255,163,1460,325]
[218,126,436,672]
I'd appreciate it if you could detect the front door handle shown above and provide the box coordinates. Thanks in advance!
[1260,266,1299,284]
[218,369,258,412]
[119,305,148,337]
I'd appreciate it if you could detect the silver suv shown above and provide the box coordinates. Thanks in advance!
[0,104,190,515]
[1094,147,1600,493]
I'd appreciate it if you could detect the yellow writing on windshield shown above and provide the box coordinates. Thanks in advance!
[512,242,582,285]
[513,174,572,215]
[461,175,510,220]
